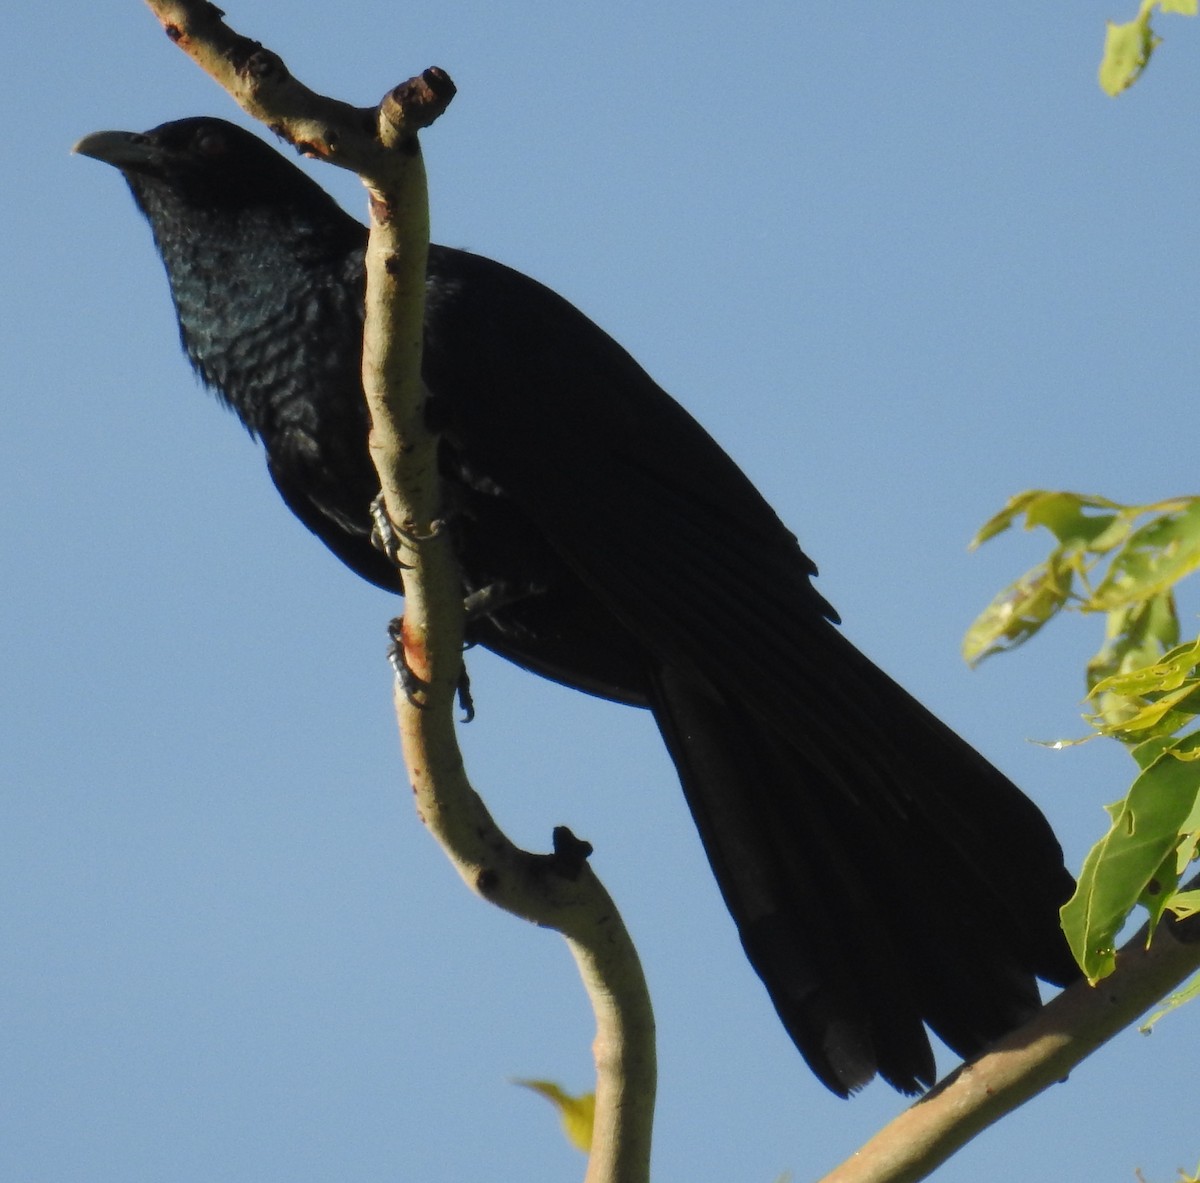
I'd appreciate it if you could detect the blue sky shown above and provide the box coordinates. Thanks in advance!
[3,3,1198,1180]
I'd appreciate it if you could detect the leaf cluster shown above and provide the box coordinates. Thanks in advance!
[967,491,1200,982]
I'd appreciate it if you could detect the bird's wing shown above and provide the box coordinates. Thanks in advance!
[421,248,901,778]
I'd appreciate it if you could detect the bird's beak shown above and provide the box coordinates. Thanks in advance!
[73,130,161,173]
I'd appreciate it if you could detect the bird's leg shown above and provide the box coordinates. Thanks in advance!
[370,492,446,571]
[386,579,543,723]
[386,616,476,722]
[385,578,544,720]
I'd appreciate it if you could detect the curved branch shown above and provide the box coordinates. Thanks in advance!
[140,3,656,1180]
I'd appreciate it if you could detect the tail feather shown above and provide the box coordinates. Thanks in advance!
[648,652,1076,1096]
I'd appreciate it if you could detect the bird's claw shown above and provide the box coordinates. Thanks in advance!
[456,667,476,722]
[387,615,475,722]
[387,616,427,706]
[370,493,445,571]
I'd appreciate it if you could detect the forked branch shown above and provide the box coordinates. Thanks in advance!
[138,3,655,1180]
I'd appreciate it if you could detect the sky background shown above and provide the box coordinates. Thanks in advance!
[3,3,1198,1180]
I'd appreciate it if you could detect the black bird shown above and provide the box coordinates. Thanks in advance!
[75,116,1078,1095]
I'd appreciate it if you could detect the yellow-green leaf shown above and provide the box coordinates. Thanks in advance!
[962,563,1071,666]
[1091,680,1200,737]
[967,489,1046,549]
[1091,665,1191,702]
[1099,0,1197,95]
[1087,632,1197,738]
[1090,500,1200,611]
[1099,10,1161,95]
[1139,970,1200,1032]
[1023,491,1120,548]
[1090,638,1200,700]
[513,1079,595,1152]
[1167,889,1200,917]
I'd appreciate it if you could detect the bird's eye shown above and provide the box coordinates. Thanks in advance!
[195,130,226,158]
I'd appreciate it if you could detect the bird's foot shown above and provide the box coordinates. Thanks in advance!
[370,492,446,570]
[387,616,475,722]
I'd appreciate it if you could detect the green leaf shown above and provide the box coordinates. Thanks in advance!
[1160,0,1197,15]
[1060,733,1200,982]
[513,1079,595,1152]
[967,490,1125,550]
[1023,491,1121,549]
[1139,845,1183,929]
[1174,794,1200,869]
[1130,733,1183,770]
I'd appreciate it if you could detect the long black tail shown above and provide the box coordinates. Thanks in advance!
[648,646,1077,1096]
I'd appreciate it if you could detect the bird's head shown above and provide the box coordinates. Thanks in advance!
[73,116,365,429]
[74,116,338,218]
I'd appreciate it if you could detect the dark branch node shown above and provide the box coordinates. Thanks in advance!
[165,23,183,42]
[551,826,594,880]
[241,45,287,83]
[476,867,500,896]
[381,68,457,139]
[421,66,457,104]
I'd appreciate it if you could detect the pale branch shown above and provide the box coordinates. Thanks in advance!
[819,905,1200,1183]
[141,0,398,179]
[139,3,656,1181]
